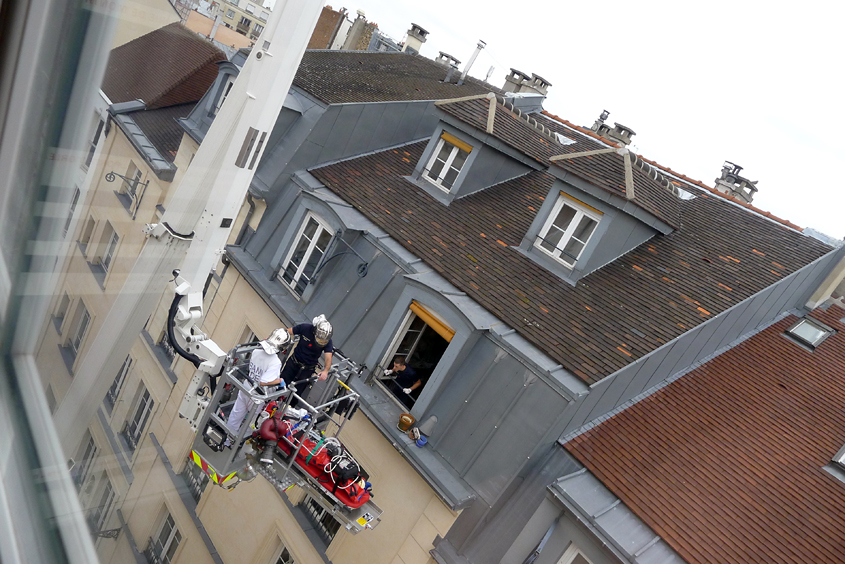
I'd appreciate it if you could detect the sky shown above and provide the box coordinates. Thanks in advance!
[332,0,843,239]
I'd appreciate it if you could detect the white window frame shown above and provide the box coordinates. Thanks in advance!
[557,542,595,564]
[105,355,131,413]
[121,161,142,199]
[74,433,97,490]
[274,539,297,564]
[535,194,602,267]
[151,511,181,564]
[214,76,235,115]
[102,226,119,272]
[424,136,471,192]
[63,187,80,237]
[79,215,96,256]
[226,8,235,18]
[84,117,104,169]
[278,213,333,297]
[70,302,91,355]
[786,317,834,350]
[89,474,115,534]
[125,386,154,452]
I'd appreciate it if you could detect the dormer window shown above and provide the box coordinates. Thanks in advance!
[785,317,834,350]
[535,193,602,267]
[424,132,472,192]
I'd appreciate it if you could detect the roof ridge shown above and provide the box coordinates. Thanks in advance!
[148,49,223,108]
[494,94,563,146]
[541,110,804,232]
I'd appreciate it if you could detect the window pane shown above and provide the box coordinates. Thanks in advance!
[571,215,597,243]
[791,320,828,345]
[157,515,174,547]
[164,530,181,563]
[561,238,584,261]
[552,204,577,231]
[450,148,469,174]
[427,143,451,180]
[301,218,318,240]
[540,225,565,253]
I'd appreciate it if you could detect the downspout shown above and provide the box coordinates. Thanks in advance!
[234,192,256,245]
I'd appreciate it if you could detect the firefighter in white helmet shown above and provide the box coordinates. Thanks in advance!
[280,314,333,403]
[225,328,290,444]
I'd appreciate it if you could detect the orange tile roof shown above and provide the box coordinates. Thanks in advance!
[566,305,845,563]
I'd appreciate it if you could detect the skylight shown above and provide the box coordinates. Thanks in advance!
[786,317,834,349]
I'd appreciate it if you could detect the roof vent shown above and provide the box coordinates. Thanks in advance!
[714,161,758,204]
[590,110,635,146]
[402,23,429,54]
[436,51,461,67]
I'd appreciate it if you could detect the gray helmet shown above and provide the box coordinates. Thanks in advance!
[260,328,290,354]
[312,314,333,346]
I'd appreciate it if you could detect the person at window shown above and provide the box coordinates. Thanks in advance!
[226,328,289,443]
[385,356,421,408]
[281,314,333,402]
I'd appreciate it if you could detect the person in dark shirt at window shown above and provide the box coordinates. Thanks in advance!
[280,314,333,402]
[385,355,421,409]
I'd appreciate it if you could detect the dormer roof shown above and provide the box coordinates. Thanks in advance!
[435,95,681,228]
[309,140,833,384]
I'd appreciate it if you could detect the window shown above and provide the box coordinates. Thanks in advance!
[301,495,340,543]
[214,76,235,115]
[378,302,452,409]
[181,458,209,503]
[535,194,602,267]
[226,9,235,18]
[246,3,255,13]
[557,543,594,564]
[87,474,115,534]
[121,161,142,199]
[63,187,80,237]
[424,132,472,191]
[79,215,95,255]
[54,292,70,330]
[239,16,252,26]
[279,214,333,297]
[253,22,264,34]
[73,433,97,490]
[786,317,834,350]
[122,385,154,452]
[260,10,269,20]
[146,512,181,564]
[274,540,296,564]
[105,355,131,414]
[84,118,104,169]
[238,325,256,346]
[70,302,91,355]
[101,225,118,272]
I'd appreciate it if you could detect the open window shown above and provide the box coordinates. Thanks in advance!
[121,384,154,453]
[378,301,453,409]
[83,116,104,170]
[214,76,235,116]
[104,355,131,415]
[100,222,119,273]
[785,317,835,350]
[279,213,333,297]
[79,215,96,256]
[63,187,80,237]
[535,193,602,268]
[87,473,115,535]
[54,291,71,332]
[423,132,472,192]
[68,300,91,357]
[72,431,97,491]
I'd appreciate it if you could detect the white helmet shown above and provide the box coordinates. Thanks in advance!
[312,314,333,346]
[260,328,290,354]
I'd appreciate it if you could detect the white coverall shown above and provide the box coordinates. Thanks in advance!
[227,347,282,435]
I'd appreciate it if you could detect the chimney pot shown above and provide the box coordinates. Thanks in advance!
[402,22,429,54]
[714,161,757,203]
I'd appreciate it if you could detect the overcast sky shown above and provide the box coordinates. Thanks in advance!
[333,0,842,239]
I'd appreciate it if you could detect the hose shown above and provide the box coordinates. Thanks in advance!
[166,293,202,368]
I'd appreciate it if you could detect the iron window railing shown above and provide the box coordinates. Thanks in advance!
[301,496,341,544]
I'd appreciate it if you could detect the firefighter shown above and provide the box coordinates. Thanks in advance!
[281,314,333,403]
[225,328,289,444]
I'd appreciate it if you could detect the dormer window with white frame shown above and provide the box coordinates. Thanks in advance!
[424,132,472,192]
[535,193,602,267]
[785,317,834,350]
[214,76,235,115]
[279,213,333,297]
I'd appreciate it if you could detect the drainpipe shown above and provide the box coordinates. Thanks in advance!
[235,192,256,245]
[458,40,486,85]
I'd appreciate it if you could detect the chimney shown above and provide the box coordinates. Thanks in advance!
[590,110,635,146]
[443,63,459,84]
[341,10,368,51]
[458,40,486,85]
[402,23,429,54]
[714,161,758,204]
[435,51,461,67]
[210,13,222,42]
[501,68,551,96]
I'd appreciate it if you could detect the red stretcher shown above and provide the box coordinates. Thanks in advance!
[255,414,371,509]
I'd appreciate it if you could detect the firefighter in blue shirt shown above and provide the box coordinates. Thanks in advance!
[281,314,333,402]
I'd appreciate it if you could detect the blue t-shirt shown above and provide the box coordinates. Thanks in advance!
[393,366,418,388]
[292,323,333,365]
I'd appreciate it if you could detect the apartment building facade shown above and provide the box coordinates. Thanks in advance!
[219,0,271,42]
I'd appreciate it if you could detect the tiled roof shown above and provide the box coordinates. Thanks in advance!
[128,104,193,164]
[565,305,845,564]
[292,51,499,104]
[436,97,681,228]
[310,142,832,384]
[102,23,225,110]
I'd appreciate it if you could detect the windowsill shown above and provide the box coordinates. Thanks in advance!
[347,375,475,511]
[52,315,64,334]
[58,345,76,375]
[113,190,134,216]
[141,330,178,385]
[406,174,458,206]
[513,244,579,287]
[86,261,107,290]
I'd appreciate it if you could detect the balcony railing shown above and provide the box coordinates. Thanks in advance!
[120,422,141,453]
[143,538,164,564]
